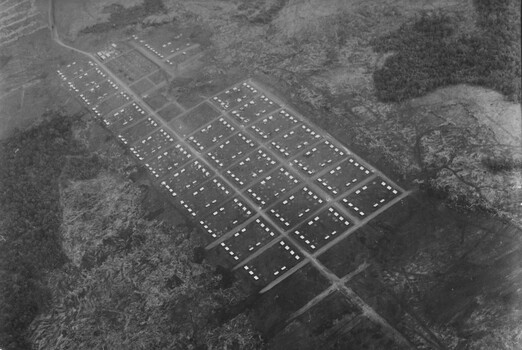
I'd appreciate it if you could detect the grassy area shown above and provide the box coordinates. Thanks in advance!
[372,0,521,102]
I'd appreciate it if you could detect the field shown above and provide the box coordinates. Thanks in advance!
[157,103,183,122]
[198,197,255,240]
[129,76,155,96]
[292,206,352,252]
[224,148,279,188]
[187,117,236,151]
[161,159,214,197]
[268,186,326,230]
[291,140,347,177]
[166,45,202,65]
[143,87,169,111]
[249,109,301,141]
[69,66,107,92]
[132,27,197,59]
[95,91,131,116]
[229,94,281,126]
[340,177,401,218]
[143,143,193,179]
[79,79,119,107]
[116,116,159,145]
[270,124,322,158]
[104,49,157,84]
[101,102,147,133]
[214,217,279,265]
[57,60,95,81]
[294,291,362,337]
[94,41,133,61]
[128,128,176,161]
[316,158,374,197]
[176,177,233,217]
[317,227,371,278]
[168,102,219,137]
[246,166,301,208]
[241,239,303,284]
[205,132,258,169]
[212,81,258,111]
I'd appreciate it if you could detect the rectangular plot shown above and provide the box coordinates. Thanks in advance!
[105,50,157,84]
[94,91,131,116]
[249,109,300,141]
[211,81,258,111]
[224,149,279,187]
[199,198,255,239]
[316,158,373,197]
[187,117,235,151]
[206,132,258,169]
[157,103,183,122]
[116,117,159,145]
[247,264,330,331]
[69,66,107,92]
[130,77,155,96]
[128,128,176,161]
[57,60,95,81]
[340,178,401,218]
[229,95,280,125]
[132,33,195,59]
[144,144,192,178]
[271,124,322,158]
[177,177,233,217]
[169,102,219,138]
[317,226,371,278]
[292,140,347,177]
[79,79,119,107]
[292,207,351,252]
[166,45,202,65]
[161,160,214,197]
[102,102,146,132]
[95,42,132,61]
[268,187,325,230]
[242,239,302,284]
[143,88,169,111]
[296,291,361,336]
[246,167,301,208]
[218,217,278,263]
[158,35,193,56]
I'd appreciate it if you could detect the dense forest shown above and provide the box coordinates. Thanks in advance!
[0,114,86,349]
[81,0,166,34]
[372,0,521,102]
[0,115,262,349]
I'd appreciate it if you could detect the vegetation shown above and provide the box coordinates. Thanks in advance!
[0,114,87,349]
[81,0,166,34]
[0,114,262,349]
[372,0,521,102]
[30,170,262,350]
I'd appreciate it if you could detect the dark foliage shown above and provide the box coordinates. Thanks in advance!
[372,0,521,102]
[80,0,166,34]
[0,114,93,349]
[250,0,289,25]
[482,156,522,173]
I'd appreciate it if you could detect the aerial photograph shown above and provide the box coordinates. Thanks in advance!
[0,0,520,349]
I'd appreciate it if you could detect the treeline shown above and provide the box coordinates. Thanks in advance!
[0,114,90,349]
[81,0,166,34]
[372,0,521,102]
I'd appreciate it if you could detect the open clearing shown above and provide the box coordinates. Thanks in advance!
[56,38,423,348]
